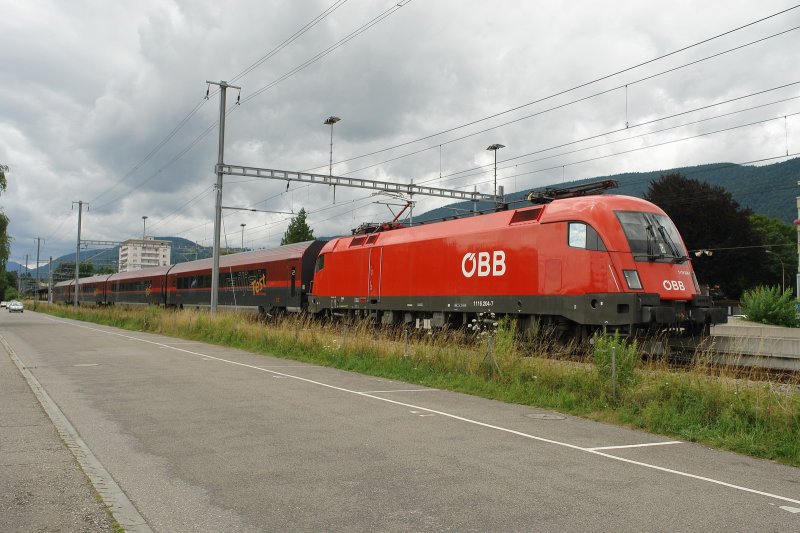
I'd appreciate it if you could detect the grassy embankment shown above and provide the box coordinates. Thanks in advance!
[33,302,800,466]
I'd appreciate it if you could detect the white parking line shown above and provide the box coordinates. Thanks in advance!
[41,316,800,507]
[588,441,683,451]
[361,389,439,393]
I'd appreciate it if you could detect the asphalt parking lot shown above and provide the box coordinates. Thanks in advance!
[2,310,798,532]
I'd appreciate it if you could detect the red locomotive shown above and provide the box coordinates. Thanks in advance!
[54,184,726,337]
[309,189,726,336]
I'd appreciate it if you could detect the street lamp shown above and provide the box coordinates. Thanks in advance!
[324,116,341,203]
[142,216,148,240]
[324,116,341,176]
[486,143,505,203]
[765,249,786,293]
[240,223,246,251]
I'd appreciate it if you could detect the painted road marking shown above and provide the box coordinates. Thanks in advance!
[588,441,683,451]
[362,389,439,393]
[40,316,800,508]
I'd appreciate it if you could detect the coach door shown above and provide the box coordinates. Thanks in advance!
[368,247,382,301]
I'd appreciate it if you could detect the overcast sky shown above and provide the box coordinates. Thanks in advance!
[2,0,799,267]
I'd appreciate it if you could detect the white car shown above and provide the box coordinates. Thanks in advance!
[0,301,7,308]
[8,301,23,313]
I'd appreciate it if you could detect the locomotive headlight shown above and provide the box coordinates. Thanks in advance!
[622,270,643,290]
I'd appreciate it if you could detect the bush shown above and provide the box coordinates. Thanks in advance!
[740,285,798,327]
[593,331,638,391]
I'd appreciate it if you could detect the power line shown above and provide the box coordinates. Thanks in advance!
[305,5,799,171]
[241,0,414,104]
[229,0,351,84]
[338,28,800,178]
[89,97,210,204]
[87,1,356,210]
[81,4,800,250]
[90,1,414,214]
[469,114,800,190]
[430,92,800,188]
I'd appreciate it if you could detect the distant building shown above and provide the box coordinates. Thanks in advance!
[118,237,171,272]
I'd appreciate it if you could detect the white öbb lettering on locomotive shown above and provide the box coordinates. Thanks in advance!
[662,279,686,291]
[461,251,506,278]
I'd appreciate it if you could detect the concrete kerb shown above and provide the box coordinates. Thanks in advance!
[0,333,153,533]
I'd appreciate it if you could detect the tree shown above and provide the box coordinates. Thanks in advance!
[52,261,95,283]
[4,271,18,300]
[281,208,315,245]
[750,214,798,293]
[644,173,768,299]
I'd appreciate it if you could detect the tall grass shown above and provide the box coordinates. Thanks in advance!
[37,303,800,466]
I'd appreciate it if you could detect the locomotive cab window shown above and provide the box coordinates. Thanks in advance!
[615,210,687,262]
[568,222,606,251]
[315,254,325,273]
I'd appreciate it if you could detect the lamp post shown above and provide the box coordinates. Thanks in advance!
[324,116,341,176]
[486,143,505,203]
[765,249,785,293]
[240,223,246,251]
[142,216,148,240]
[324,116,341,203]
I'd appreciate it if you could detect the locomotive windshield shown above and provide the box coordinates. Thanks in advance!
[615,211,688,263]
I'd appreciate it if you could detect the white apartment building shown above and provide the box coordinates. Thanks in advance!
[118,237,171,272]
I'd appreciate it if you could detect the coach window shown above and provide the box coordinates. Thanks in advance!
[568,222,606,251]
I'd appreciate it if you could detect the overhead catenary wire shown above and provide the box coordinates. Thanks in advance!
[302,4,800,173]
[229,0,351,84]
[427,93,800,188]
[457,113,800,191]
[338,27,800,179]
[86,5,798,219]
[87,0,352,208]
[60,4,800,256]
[241,0,414,105]
[89,0,414,216]
[222,88,800,242]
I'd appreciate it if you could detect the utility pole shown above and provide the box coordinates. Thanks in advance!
[24,254,28,297]
[207,80,241,315]
[73,201,85,308]
[796,185,799,298]
[35,237,42,300]
[48,256,53,304]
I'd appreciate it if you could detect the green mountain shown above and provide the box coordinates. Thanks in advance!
[415,157,800,224]
[23,237,213,278]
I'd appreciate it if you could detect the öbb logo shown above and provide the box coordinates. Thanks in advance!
[461,251,506,278]
[662,279,686,291]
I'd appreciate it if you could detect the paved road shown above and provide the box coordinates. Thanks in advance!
[0,312,115,532]
[1,310,799,532]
